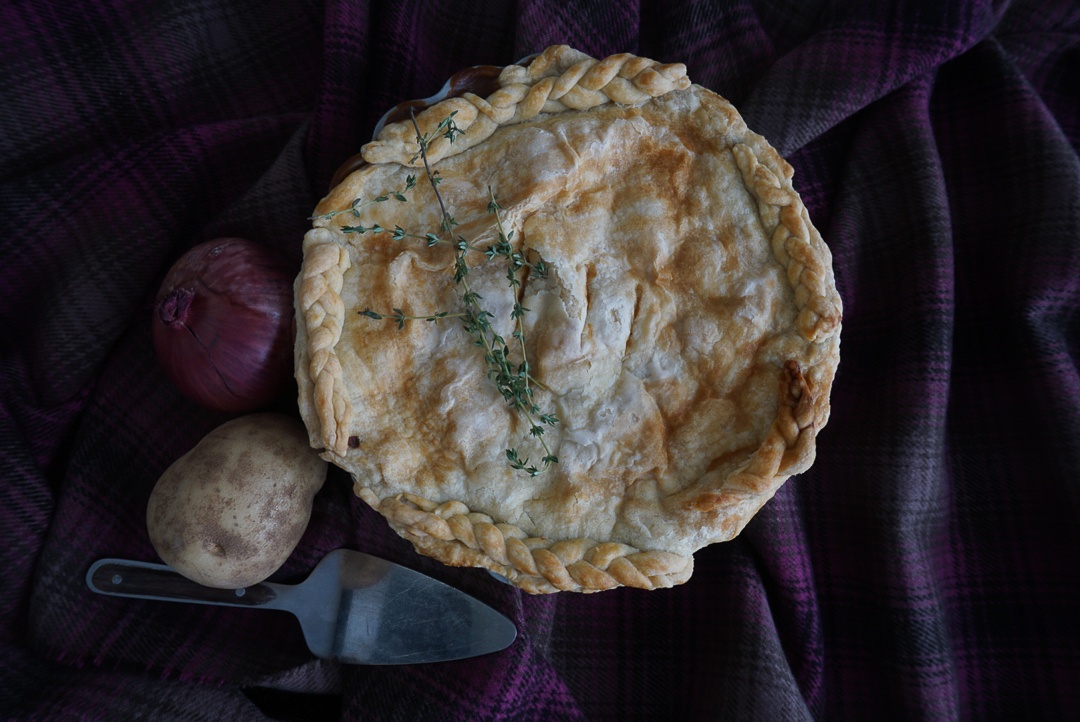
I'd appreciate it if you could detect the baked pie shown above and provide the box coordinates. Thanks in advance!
[295,45,841,593]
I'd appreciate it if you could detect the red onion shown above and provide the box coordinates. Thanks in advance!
[152,238,296,413]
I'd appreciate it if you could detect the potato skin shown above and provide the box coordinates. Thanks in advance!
[147,413,327,588]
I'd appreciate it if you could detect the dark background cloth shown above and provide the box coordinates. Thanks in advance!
[2,0,1078,719]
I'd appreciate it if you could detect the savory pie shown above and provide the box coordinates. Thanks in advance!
[295,45,841,593]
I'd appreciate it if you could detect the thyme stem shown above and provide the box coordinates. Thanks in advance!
[411,110,454,234]
[487,187,558,474]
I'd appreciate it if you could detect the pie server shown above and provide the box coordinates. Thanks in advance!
[86,548,517,665]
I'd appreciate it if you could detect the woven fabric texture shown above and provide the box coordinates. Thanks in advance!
[2,0,1078,719]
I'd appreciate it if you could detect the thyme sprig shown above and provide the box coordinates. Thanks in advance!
[358,308,463,330]
[469,189,560,476]
[337,110,559,476]
[309,175,417,221]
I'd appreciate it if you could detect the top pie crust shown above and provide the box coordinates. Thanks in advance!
[295,46,841,593]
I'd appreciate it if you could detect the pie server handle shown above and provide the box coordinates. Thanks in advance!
[86,558,284,608]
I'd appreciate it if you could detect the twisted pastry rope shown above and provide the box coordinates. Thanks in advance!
[361,45,690,167]
[355,487,694,594]
[676,142,842,513]
[355,352,819,593]
[731,142,842,345]
[684,360,817,513]
[296,231,353,456]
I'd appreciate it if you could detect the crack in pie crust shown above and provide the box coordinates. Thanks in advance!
[295,45,842,593]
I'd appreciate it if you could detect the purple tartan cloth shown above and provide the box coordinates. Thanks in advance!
[2,0,1079,719]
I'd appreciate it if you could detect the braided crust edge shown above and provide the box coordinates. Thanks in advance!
[355,361,817,595]
[295,229,353,456]
[361,45,690,168]
[731,143,842,346]
[673,360,819,516]
[354,487,695,594]
[671,140,842,513]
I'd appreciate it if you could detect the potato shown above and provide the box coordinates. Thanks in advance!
[146,412,327,588]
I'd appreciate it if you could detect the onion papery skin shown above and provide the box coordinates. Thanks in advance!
[152,238,296,413]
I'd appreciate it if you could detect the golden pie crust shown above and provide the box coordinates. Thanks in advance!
[295,46,841,593]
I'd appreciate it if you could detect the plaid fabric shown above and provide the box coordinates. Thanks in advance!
[3,0,1079,719]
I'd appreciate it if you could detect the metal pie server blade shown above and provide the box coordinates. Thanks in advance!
[86,548,517,665]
